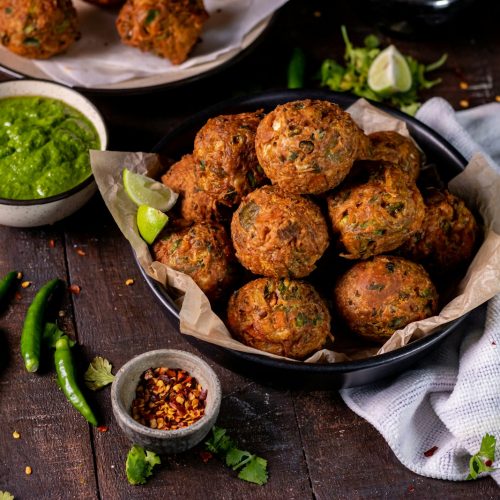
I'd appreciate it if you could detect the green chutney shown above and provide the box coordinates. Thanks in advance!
[0,96,100,200]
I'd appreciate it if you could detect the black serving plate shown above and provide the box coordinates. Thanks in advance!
[141,89,469,389]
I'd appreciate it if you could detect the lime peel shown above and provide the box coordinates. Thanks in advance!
[368,45,412,96]
[123,168,178,212]
[137,205,169,245]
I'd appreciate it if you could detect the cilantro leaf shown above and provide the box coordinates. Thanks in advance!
[0,491,14,500]
[205,426,268,485]
[467,433,496,480]
[84,356,115,391]
[238,456,268,485]
[126,445,161,485]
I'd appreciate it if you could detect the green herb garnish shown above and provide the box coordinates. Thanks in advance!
[84,356,115,391]
[0,491,14,500]
[467,434,496,480]
[126,445,161,485]
[205,426,268,485]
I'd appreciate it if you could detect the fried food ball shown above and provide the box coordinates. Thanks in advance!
[327,162,425,259]
[364,130,422,181]
[231,185,329,278]
[83,0,124,6]
[116,0,208,65]
[334,255,438,342]
[255,99,366,194]
[193,110,267,207]
[161,154,222,224]
[0,0,80,59]
[152,222,235,301]
[227,277,332,359]
[398,188,479,275]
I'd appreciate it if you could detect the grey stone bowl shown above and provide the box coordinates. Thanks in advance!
[111,349,221,455]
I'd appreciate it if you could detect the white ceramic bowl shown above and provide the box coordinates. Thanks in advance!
[111,349,221,455]
[0,80,108,227]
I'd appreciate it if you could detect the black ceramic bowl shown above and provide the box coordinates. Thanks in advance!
[139,89,469,389]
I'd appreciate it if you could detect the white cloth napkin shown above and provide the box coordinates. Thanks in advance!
[340,97,500,484]
[33,0,288,87]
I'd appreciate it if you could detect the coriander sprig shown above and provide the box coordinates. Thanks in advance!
[467,433,497,480]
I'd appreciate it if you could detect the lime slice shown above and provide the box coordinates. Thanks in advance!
[123,168,178,212]
[137,205,169,244]
[368,45,412,95]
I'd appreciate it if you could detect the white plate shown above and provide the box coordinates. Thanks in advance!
[0,2,273,92]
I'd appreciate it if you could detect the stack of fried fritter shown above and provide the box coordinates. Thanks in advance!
[153,99,480,360]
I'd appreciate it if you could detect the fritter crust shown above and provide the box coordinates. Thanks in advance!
[227,277,331,359]
[231,185,329,278]
[161,154,222,224]
[255,99,366,194]
[327,162,425,259]
[334,255,438,342]
[152,222,235,301]
[398,188,479,275]
[116,0,208,64]
[193,110,267,207]
[0,0,80,59]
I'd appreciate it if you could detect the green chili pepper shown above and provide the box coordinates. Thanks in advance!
[54,336,98,426]
[20,278,60,373]
[0,271,17,306]
[287,47,306,89]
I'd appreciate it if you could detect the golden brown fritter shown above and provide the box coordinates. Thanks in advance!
[83,0,124,6]
[193,110,267,207]
[334,255,438,342]
[227,277,332,359]
[116,0,208,64]
[152,222,235,301]
[0,0,80,59]
[398,188,479,275]
[255,99,366,194]
[327,162,425,259]
[363,130,422,181]
[161,154,222,224]
[231,185,329,278]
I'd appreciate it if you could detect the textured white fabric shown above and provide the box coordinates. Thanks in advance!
[340,98,500,484]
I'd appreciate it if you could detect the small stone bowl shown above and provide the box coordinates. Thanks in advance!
[111,349,221,454]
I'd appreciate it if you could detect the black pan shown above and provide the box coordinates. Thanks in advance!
[138,89,469,389]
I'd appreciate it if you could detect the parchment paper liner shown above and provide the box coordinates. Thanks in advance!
[90,99,500,364]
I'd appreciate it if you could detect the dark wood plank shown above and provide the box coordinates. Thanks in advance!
[0,226,98,499]
[63,198,311,499]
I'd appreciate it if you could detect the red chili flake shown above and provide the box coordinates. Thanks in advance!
[49,239,55,248]
[68,284,81,295]
[97,426,109,433]
[485,459,493,467]
[200,451,213,463]
[492,341,497,346]
[424,446,438,457]
[407,484,415,493]
[76,249,86,256]
[15,292,22,301]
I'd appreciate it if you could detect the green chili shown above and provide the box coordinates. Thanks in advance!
[20,278,60,372]
[54,336,98,426]
[287,47,306,89]
[0,271,17,306]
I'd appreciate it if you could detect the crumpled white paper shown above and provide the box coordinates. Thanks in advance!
[34,0,288,88]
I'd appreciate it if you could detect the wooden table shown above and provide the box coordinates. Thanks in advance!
[1,1,499,498]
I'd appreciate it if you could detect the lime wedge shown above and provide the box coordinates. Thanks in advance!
[137,205,169,244]
[123,168,178,212]
[368,45,412,95]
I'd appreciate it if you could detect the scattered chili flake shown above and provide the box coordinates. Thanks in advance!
[131,367,206,431]
[125,279,135,286]
[492,340,497,347]
[58,310,65,318]
[485,459,493,467]
[76,248,86,256]
[21,281,31,288]
[313,10,321,17]
[97,425,109,433]
[459,99,469,108]
[424,446,438,457]
[16,272,23,279]
[496,96,500,102]
[49,239,55,248]
[15,292,22,301]
[407,484,415,493]
[12,431,20,439]
[68,284,81,295]
[25,466,32,475]
[200,451,213,463]
[459,81,469,90]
